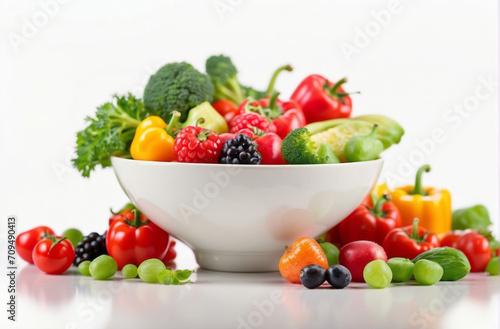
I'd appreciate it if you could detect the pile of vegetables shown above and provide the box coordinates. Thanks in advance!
[72,55,404,176]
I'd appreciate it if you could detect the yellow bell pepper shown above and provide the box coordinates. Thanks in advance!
[389,165,452,235]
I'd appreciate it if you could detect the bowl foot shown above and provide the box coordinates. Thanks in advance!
[194,250,282,272]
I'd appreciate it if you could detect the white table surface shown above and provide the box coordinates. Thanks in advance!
[4,242,500,329]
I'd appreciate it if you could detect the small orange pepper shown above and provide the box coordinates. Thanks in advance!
[279,237,328,283]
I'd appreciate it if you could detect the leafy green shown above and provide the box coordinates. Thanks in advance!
[143,62,214,122]
[281,128,336,164]
[72,94,146,177]
[452,205,492,231]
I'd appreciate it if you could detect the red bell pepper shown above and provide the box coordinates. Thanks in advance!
[106,209,174,269]
[291,75,357,124]
[382,218,440,259]
[238,92,305,139]
[338,194,402,246]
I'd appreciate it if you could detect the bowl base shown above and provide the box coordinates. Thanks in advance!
[195,250,282,272]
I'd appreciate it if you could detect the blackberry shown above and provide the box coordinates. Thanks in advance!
[219,134,262,164]
[73,231,108,266]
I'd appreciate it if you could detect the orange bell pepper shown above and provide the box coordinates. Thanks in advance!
[130,111,180,162]
[389,164,452,235]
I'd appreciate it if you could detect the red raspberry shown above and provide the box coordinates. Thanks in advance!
[230,113,274,133]
[174,126,222,163]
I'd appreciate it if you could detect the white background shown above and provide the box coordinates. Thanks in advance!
[0,0,498,238]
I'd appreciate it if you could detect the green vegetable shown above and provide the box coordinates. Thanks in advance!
[317,143,340,164]
[78,261,91,276]
[413,259,443,285]
[206,55,245,105]
[122,264,138,278]
[157,269,194,285]
[240,85,268,100]
[73,94,146,177]
[143,62,214,122]
[353,114,405,149]
[138,258,166,284]
[181,102,228,134]
[486,257,499,276]
[89,255,117,280]
[387,257,414,282]
[344,125,383,162]
[412,247,470,281]
[363,259,392,289]
[319,242,340,266]
[452,205,492,231]
[281,128,338,164]
[63,228,83,248]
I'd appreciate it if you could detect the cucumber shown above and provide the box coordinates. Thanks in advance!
[412,247,471,281]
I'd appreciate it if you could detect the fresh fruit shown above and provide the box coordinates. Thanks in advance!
[299,265,326,289]
[32,237,75,275]
[486,257,499,276]
[325,265,351,289]
[319,241,340,266]
[16,226,55,264]
[253,132,287,165]
[279,237,328,283]
[454,232,492,272]
[412,247,470,281]
[122,264,138,278]
[230,112,273,133]
[339,240,388,282]
[138,258,167,284]
[63,228,84,248]
[363,259,392,289]
[413,259,443,285]
[78,261,91,276]
[89,255,117,280]
[219,134,262,165]
[387,257,414,282]
[174,125,222,163]
[74,232,107,266]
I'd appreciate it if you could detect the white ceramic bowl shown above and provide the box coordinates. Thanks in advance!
[111,157,383,272]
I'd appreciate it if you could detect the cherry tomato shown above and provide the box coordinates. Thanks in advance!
[254,132,287,165]
[455,232,492,272]
[32,238,75,275]
[212,100,239,124]
[16,226,55,264]
[440,229,474,248]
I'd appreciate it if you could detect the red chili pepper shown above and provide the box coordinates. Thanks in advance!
[291,75,357,124]
[338,193,402,246]
[106,209,173,269]
[382,218,440,259]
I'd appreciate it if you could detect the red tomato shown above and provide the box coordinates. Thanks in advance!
[16,226,55,264]
[32,238,75,275]
[254,133,287,165]
[339,240,387,282]
[455,232,492,272]
[212,100,239,124]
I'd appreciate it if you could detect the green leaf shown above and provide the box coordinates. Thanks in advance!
[452,205,492,231]
[174,269,193,281]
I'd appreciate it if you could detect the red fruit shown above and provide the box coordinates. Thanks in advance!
[455,232,492,272]
[174,126,222,163]
[32,238,75,275]
[339,240,387,282]
[230,113,273,133]
[16,226,55,264]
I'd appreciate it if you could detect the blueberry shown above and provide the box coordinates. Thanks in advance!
[325,265,351,289]
[299,265,326,289]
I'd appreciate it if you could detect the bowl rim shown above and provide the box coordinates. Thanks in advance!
[111,156,384,169]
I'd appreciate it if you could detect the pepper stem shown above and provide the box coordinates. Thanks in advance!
[265,64,293,96]
[369,124,378,138]
[411,164,431,195]
[125,209,146,228]
[370,192,390,218]
[165,111,182,137]
[243,98,266,117]
[411,217,420,240]
[264,91,284,120]
[323,77,360,105]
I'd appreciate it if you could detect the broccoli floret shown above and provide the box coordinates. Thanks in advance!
[144,62,214,122]
[206,55,245,105]
[281,128,337,164]
[240,84,268,100]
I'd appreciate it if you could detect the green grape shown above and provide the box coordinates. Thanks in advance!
[63,228,84,248]
[78,260,91,276]
[89,255,117,280]
[388,257,414,282]
[122,264,138,278]
[138,259,166,284]
[363,259,392,289]
[486,257,498,276]
[413,259,443,285]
